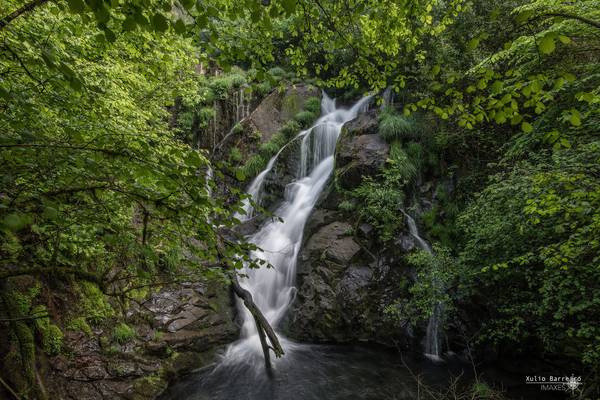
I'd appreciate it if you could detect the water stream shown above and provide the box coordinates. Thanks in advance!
[225,93,372,364]
[405,213,443,362]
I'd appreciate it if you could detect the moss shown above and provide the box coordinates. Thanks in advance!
[41,324,64,356]
[66,316,93,337]
[112,323,136,344]
[79,281,114,324]
[268,66,286,77]
[132,374,168,399]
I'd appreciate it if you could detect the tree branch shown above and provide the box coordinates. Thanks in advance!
[0,0,52,30]
[529,12,600,30]
[230,273,284,372]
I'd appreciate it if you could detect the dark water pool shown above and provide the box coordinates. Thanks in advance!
[160,344,472,400]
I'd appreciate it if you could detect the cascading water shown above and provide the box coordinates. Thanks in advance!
[405,213,444,362]
[223,92,372,366]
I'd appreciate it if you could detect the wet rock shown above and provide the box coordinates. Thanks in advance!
[45,282,237,400]
[335,112,389,190]
[242,84,320,144]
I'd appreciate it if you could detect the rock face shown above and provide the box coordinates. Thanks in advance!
[284,111,413,347]
[335,111,389,190]
[242,84,320,144]
[44,282,238,400]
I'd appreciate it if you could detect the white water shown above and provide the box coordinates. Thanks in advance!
[405,213,443,362]
[223,93,371,366]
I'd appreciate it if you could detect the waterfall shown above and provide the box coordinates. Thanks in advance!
[405,213,443,362]
[224,93,372,366]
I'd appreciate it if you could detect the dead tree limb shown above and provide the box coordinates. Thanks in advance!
[230,273,284,373]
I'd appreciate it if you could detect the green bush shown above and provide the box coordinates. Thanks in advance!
[294,110,317,128]
[232,123,243,134]
[379,110,419,142]
[255,81,272,96]
[388,142,417,182]
[178,111,195,132]
[303,97,321,114]
[268,66,286,77]
[280,120,301,138]
[229,147,242,163]
[113,323,136,344]
[259,141,281,158]
[210,74,247,98]
[241,154,266,179]
[338,200,355,212]
[352,177,405,242]
[79,282,114,324]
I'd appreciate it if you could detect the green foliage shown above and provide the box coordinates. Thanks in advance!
[229,147,243,163]
[67,317,93,337]
[458,142,600,368]
[241,155,267,179]
[406,245,456,321]
[210,74,247,99]
[353,177,404,242]
[280,120,301,138]
[338,200,355,213]
[388,142,418,183]
[303,97,322,114]
[112,323,136,344]
[78,282,114,324]
[379,110,420,142]
[33,307,64,356]
[294,111,317,128]
[232,123,244,134]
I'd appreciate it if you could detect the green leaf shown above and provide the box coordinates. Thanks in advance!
[122,17,137,31]
[569,110,581,126]
[152,13,169,32]
[174,19,186,34]
[67,0,86,13]
[521,122,533,133]
[281,0,297,15]
[558,35,571,44]
[538,35,555,55]
[467,38,479,50]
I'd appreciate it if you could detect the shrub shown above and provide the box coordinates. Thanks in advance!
[255,81,272,96]
[113,323,136,344]
[268,66,286,77]
[353,177,405,242]
[232,123,244,134]
[280,120,301,138]
[241,155,266,178]
[229,147,242,163]
[388,142,417,182]
[178,111,195,132]
[303,97,321,114]
[379,111,419,142]
[294,110,317,128]
[405,141,424,169]
[338,200,355,212]
[259,141,281,158]
[79,282,114,324]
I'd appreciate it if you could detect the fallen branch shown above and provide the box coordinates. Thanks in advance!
[230,273,284,373]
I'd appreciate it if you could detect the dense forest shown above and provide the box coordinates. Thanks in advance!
[0,0,599,399]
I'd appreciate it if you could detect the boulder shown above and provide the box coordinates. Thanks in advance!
[335,112,389,190]
[242,84,320,144]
